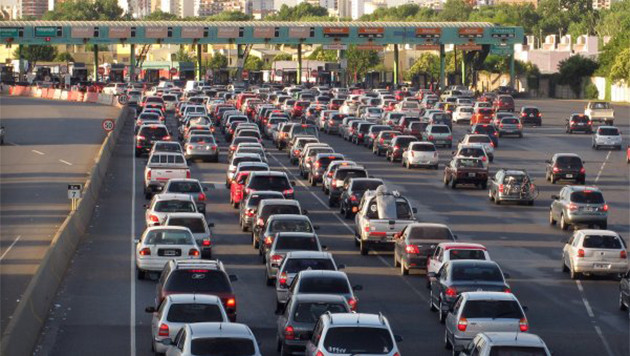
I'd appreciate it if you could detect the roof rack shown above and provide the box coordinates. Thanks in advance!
[175,259,223,270]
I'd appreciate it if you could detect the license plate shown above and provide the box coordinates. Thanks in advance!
[163,250,177,256]
[468,173,476,177]
[593,263,610,270]
[566,174,574,178]
[529,114,534,117]
[585,207,596,212]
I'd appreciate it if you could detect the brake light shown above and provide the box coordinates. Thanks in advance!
[393,145,400,151]
[149,215,159,223]
[188,248,199,256]
[315,162,321,168]
[279,272,288,286]
[186,170,191,179]
[445,287,457,297]
[490,142,495,147]
[457,318,468,332]
[380,138,384,143]
[257,218,264,226]
[621,250,627,259]
[405,244,420,254]
[498,184,504,194]
[428,135,434,141]
[601,204,608,212]
[264,236,273,246]
[283,189,294,196]
[139,247,151,256]
[552,166,560,173]
[147,171,151,180]
[331,181,337,188]
[482,156,487,162]
[519,318,529,332]
[202,239,211,246]
[271,254,283,262]
[504,287,512,293]
[316,351,324,356]
[577,249,585,258]
[163,136,171,141]
[158,323,169,337]
[579,167,585,174]
[347,297,357,311]
[187,145,193,150]
[284,325,295,340]
[350,195,357,202]
[568,203,578,211]
[226,298,236,308]
[246,209,255,217]
[198,193,206,201]
[499,124,504,128]
[137,135,146,141]
[446,135,452,141]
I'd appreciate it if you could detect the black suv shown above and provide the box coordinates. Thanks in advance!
[309,153,345,186]
[470,124,499,148]
[339,178,384,219]
[328,167,369,207]
[244,171,295,200]
[136,124,170,156]
[566,114,593,134]
[386,135,419,162]
[519,106,542,126]
[545,153,585,184]
[156,259,238,321]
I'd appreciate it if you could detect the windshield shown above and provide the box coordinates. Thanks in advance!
[323,327,394,355]
[165,270,232,293]
[167,217,206,234]
[166,303,224,323]
[462,300,524,319]
[452,265,504,282]
[299,277,349,294]
[582,235,623,249]
[456,158,484,168]
[154,200,196,213]
[449,249,487,260]
[190,338,255,356]
[284,258,335,274]
[293,302,347,323]
[249,176,291,191]
[489,346,548,356]
[167,181,201,193]
[276,235,319,250]
[144,230,193,245]
[270,219,313,233]
[599,128,619,135]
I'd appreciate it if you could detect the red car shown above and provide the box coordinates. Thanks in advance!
[230,171,251,208]
[291,101,309,118]
[492,95,515,112]
[471,108,494,125]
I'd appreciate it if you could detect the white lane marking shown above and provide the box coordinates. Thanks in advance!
[59,159,73,166]
[575,280,595,318]
[594,325,615,356]
[130,134,137,356]
[594,151,611,183]
[269,153,429,302]
[0,235,22,261]
[31,149,45,155]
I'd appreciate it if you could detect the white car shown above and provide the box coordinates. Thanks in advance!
[592,126,623,150]
[453,106,474,124]
[135,226,200,279]
[102,82,126,95]
[562,229,628,279]
[145,193,198,227]
[459,134,495,161]
[164,212,213,259]
[455,144,491,165]
[402,142,439,169]
[147,294,229,354]
[426,242,490,286]
[162,323,262,356]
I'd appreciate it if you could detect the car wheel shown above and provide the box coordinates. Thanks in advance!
[528,200,534,206]
[429,290,437,311]
[495,195,501,205]
[265,270,274,286]
[241,223,249,232]
[549,210,556,225]
[136,268,145,280]
[344,205,352,219]
[328,198,336,207]
[279,343,290,356]
[560,214,569,230]
[444,328,452,350]
[620,291,628,311]
[360,240,368,255]
[450,179,457,189]
[443,174,449,186]
[480,181,487,190]
[550,175,556,184]
[438,299,446,323]
[252,234,259,249]
[488,190,494,201]
[562,256,569,272]
[401,158,406,167]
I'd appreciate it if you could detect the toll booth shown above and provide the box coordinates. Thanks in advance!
[0,64,15,84]
[178,62,195,80]
[109,63,125,82]
[248,70,264,84]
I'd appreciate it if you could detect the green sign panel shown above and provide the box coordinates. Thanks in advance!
[490,44,513,56]
[0,28,19,38]
[35,26,58,37]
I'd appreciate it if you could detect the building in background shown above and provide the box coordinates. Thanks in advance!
[0,5,19,19]
[364,0,386,15]
[17,0,47,18]
[493,0,538,7]
[243,0,273,19]
[593,0,620,10]
[350,0,363,19]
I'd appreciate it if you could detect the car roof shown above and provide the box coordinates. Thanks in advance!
[462,291,517,301]
[325,313,389,328]
[188,322,254,339]
[448,260,498,268]
[438,242,487,250]
[261,199,299,206]
[553,153,581,158]
[165,212,206,219]
[268,214,309,221]
[166,294,222,304]
[275,232,317,238]
[576,229,618,236]
[292,294,347,303]
[153,193,195,201]
[145,225,191,233]
[250,171,287,177]
[167,178,201,184]
[285,251,333,259]
[483,332,548,348]
[298,270,346,278]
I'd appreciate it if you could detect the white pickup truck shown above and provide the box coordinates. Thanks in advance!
[144,152,191,199]
[584,101,615,125]
[354,185,417,255]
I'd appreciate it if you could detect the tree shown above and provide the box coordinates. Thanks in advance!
[244,56,264,71]
[13,45,57,71]
[595,1,630,78]
[404,53,440,81]
[273,53,293,62]
[206,11,252,21]
[54,52,75,62]
[360,3,436,21]
[439,0,473,21]
[557,55,599,96]
[173,46,194,63]
[266,3,333,21]
[345,45,380,84]
[307,46,337,62]
[42,0,123,20]
[468,4,539,34]
[144,9,178,20]
[207,53,228,70]
[609,48,630,83]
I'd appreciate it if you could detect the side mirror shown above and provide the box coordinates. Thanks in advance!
[145,306,156,313]
[337,264,346,270]
[313,225,320,230]
[290,181,297,186]
[322,245,328,251]
[160,338,173,346]
[503,272,511,279]
[427,272,437,280]
[394,335,404,343]
[352,284,363,291]
[208,222,215,228]
[302,209,309,215]
[229,274,238,282]
[522,306,529,312]
[412,207,418,214]
[551,195,559,200]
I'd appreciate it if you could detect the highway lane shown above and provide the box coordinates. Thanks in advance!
[35,98,628,356]
[0,96,120,335]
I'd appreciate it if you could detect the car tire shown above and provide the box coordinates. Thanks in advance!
[328,198,336,207]
[444,328,452,350]
[480,181,487,190]
[360,240,368,255]
[136,268,145,280]
[450,179,457,189]
[562,257,569,273]
[443,174,449,186]
[265,271,274,286]
[550,175,556,184]
[438,299,447,323]
[518,133,523,138]
[560,214,569,230]
[620,291,628,311]
[252,234,259,249]
[549,210,556,225]
[135,150,142,157]
[279,343,290,356]
[429,290,437,311]
[344,205,352,219]
[570,265,580,280]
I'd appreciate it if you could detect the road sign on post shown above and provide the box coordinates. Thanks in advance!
[68,184,82,210]
[170,67,177,75]
[102,118,115,132]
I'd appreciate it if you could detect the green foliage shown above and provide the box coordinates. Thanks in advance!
[244,56,264,71]
[345,45,380,83]
[273,53,293,62]
[42,0,123,20]
[266,3,333,21]
[609,48,630,83]
[54,52,75,62]
[404,53,440,81]
[207,53,228,70]
[468,4,539,34]
[307,46,337,62]
[14,45,57,69]
[557,55,599,96]
[595,1,630,78]
[206,11,252,21]
[143,10,178,21]
[173,46,194,63]
[439,0,473,21]
[360,3,436,21]
[584,82,599,99]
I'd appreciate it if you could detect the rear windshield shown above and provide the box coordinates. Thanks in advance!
[352,180,383,191]
[162,95,177,101]
[556,156,582,167]
[452,265,504,282]
[572,116,590,123]
[283,258,336,274]
[190,136,215,144]
[166,303,224,323]
[474,125,496,134]
[249,176,291,191]
[431,126,450,133]
[139,126,168,138]
[458,148,484,157]
[165,270,232,294]
[144,230,193,245]
[570,191,604,204]
[449,249,486,260]
[190,338,255,356]
[395,137,417,147]
[582,235,623,249]
[232,156,262,166]
[408,226,454,241]
[299,277,349,294]
[154,143,181,152]
[232,137,258,145]
[270,218,313,233]
[396,201,413,219]
[293,302,348,323]
[359,124,374,133]
[261,205,300,218]
[410,144,436,152]
[318,156,343,168]
[591,102,610,109]
[276,235,319,250]
[154,200,196,213]
[167,218,206,234]
[499,97,514,103]
[460,107,474,113]
[336,169,367,181]
[246,193,283,208]
[456,159,484,168]
[501,118,519,124]
[237,131,260,137]
[462,300,523,319]
[489,346,548,356]
[599,128,619,135]
[167,181,201,193]
[323,327,394,355]
[468,136,491,143]
[292,126,318,136]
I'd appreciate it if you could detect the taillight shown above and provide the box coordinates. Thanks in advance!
[350,195,357,202]
[405,244,419,254]
[519,318,529,332]
[284,325,295,340]
[264,236,273,246]
[188,248,199,256]
[316,351,325,356]
[226,298,236,308]
[490,142,495,147]
[347,297,357,311]
[279,272,288,286]
[202,239,211,246]
[568,203,578,211]
[158,323,169,336]
[498,184,504,193]
[499,124,504,128]
[139,247,151,256]
[187,145,193,150]
[257,218,264,226]
[482,156,487,162]
[445,287,457,297]
[579,167,585,174]
[149,215,159,223]
[137,135,146,141]
[552,166,560,173]
[393,145,400,151]
[601,204,608,212]
[186,170,191,178]
[198,193,206,201]
[457,318,468,332]
[283,189,294,196]
[379,138,384,143]
[428,135,434,141]
[147,171,151,180]
[577,249,585,258]
[245,209,255,217]
[163,136,171,141]
[621,250,627,259]
[504,288,512,293]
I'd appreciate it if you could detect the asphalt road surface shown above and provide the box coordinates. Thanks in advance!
[0,96,120,335]
[35,99,628,356]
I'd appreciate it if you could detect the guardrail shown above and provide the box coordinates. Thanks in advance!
[0,90,131,356]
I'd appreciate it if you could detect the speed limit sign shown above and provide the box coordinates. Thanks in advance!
[102,119,115,132]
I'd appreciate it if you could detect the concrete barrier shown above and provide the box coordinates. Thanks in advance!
[0,106,132,356]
